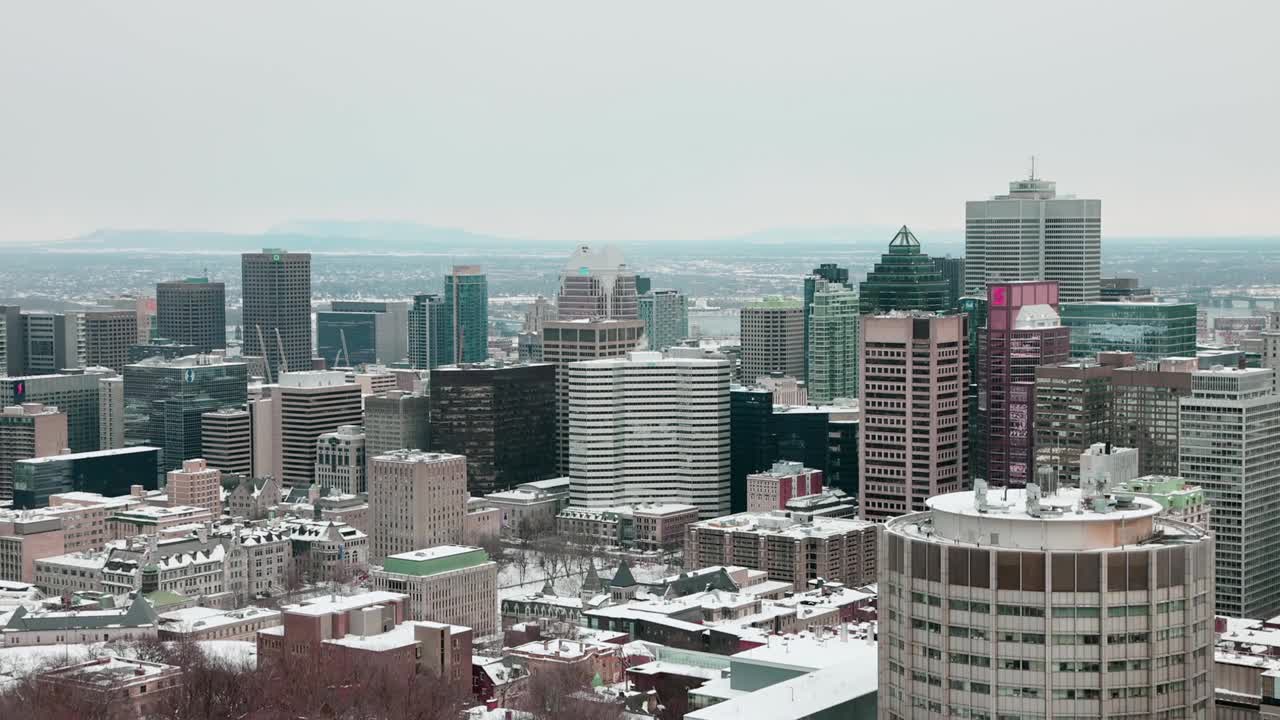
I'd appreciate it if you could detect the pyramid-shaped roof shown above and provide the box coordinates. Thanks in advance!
[888,225,920,248]
[609,559,638,588]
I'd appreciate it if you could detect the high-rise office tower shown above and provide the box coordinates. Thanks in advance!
[637,289,689,352]
[241,249,312,381]
[740,298,803,381]
[859,226,949,314]
[542,319,646,473]
[958,295,989,480]
[1032,361,1114,487]
[634,275,652,296]
[445,266,488,364]
[879,486,1214,720]
[1111,358,1194,477]
[522,296,555,334]
[0,371,107,453]
[82,310,137,373]
[729,386,773,513]
[22,312,78,374]
[0,306,24,376]
[317,301,410,367]
[429,362,556,495]
[1060,301,1197,360]
[166,458,222,518]
[568,349,730,518]
[100,294,155,343]
[807,278,859,404]
[315,424,366,495]
[201,407,252,476]
[123,355,248,472]
[97,375,124,449]
[155,278,226,353]
[803,263,850,384]
[1180,366,1280,618]
[858,313,967,521]
[364,390,430,458]
[267,371,363,487]
[965,172,1102,302]
[368,450,466,562]
[932,256,966,310]
[408,293,453,370]
[0,403,68,502]
[556,245,639,321]
[979,281,1070,487]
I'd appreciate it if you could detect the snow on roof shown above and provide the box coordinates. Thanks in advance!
[159,605,279,632]
[286,591,407,617]
[323,620,444,652]
[685,662,875,720]
[732,627,877,671]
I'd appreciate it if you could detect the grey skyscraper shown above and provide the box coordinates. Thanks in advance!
[965,172,1102,302]
[0,306,25,376]
[740,299,803,382]
[0,371,109,453]
[803,264,849,383]
[22,312,78,374]
[444,266,488,364]
[156,278,226,353]
[932,256,966,310]
[364,390,430,458]
[82,310,137,373]
[638,289,689,351]
[317,300,409,367]
[241,249,311,381]
[408,293,453,370]
[1180,366,1280,618]
[556,245,639,321]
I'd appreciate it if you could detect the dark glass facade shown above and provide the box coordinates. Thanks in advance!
[13,446,160,508]
[729,387,772,512]
[428,362,556,494]
[123,360,248,472]
[155,278,226,353]
[316,311,378,366]
[859,226,949,314]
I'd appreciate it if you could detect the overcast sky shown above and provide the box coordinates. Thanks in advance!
[1,1,1277,244]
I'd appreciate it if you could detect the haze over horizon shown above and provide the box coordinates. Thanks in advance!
[2,1,1277,245]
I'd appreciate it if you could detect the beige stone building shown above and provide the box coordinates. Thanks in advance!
[368,451,465,562]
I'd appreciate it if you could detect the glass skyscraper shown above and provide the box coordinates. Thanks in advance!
[445,266,488,364]
[1060,301,1197,360]
[803,263,850,383]
[859,226,948,314]
[408,293,453,370]
[638,289,689,351]
[123,356,248,472]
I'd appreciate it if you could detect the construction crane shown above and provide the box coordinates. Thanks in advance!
[333,328,351,368]
[275,328,289,375]
[254,325,272,384]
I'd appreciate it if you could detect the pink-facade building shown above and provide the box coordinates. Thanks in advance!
[979,281,1070,487]
[859,312,967,521]
[166,458,222,518]
[745,461,824,513]
[0,402,68,502]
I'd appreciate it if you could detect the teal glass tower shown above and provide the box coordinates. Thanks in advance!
[408,293,453,369]
[1060,302,1197,360]
[445,266,488,364]
[858,226,948,314]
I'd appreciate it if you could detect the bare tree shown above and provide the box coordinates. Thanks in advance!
[517,663,623,720]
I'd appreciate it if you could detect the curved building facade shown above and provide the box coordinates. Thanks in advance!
[879,485,1214,720]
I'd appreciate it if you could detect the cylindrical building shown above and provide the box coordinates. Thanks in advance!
[879,484,1213,720]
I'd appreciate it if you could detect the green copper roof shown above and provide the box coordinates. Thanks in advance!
[609,559,638,588]
[382,547,489,577]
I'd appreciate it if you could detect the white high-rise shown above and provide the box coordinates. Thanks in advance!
[880,485,1214,720]
[1179,366,1280,618]
[965,173,1101,302]
[567,349,730,517]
